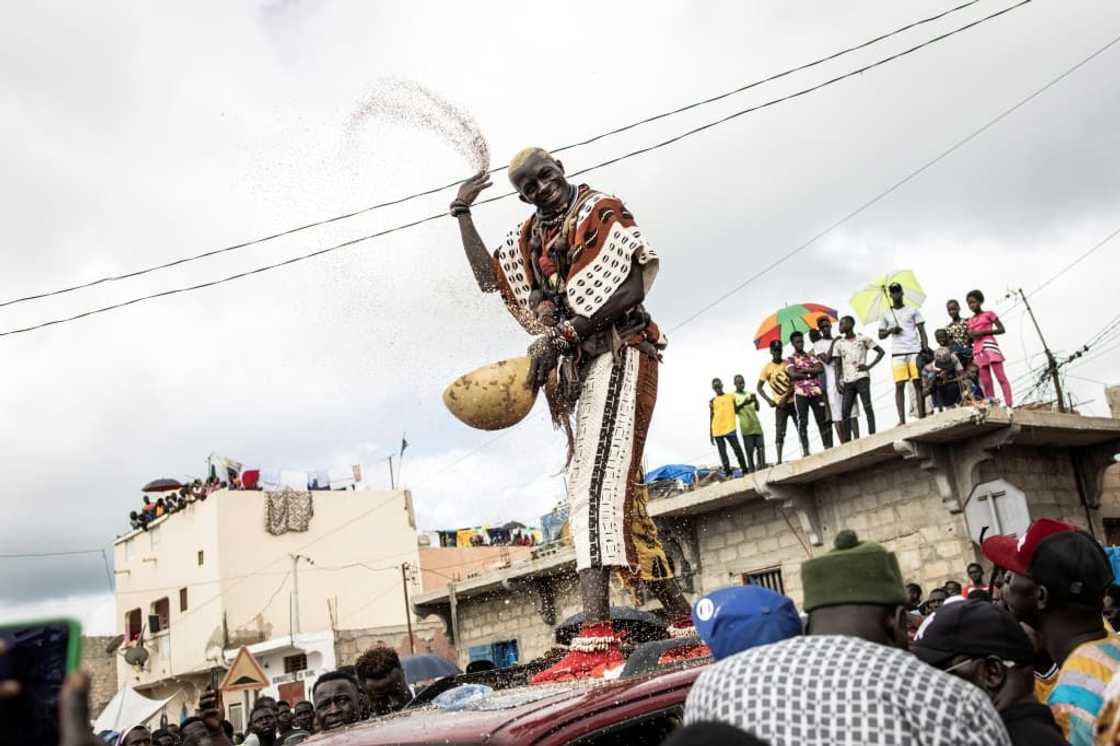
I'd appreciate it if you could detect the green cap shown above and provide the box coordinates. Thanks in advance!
[802,529,907,612]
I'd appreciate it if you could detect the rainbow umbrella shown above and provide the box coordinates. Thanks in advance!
[753,303,839,350]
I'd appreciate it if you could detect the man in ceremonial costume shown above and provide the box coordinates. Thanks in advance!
[450,148,694,682]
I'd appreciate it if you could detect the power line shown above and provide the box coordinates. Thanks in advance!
[232,571,291,631]
[0,548,106,559]
[0,1,1038,340]
[1004,222,1120,316]
[671,18,1120,331]
[0,0,985,310]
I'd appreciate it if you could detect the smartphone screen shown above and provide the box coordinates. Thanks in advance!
[0,621,79,746]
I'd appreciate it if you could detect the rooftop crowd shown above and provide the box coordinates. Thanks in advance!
[709,284,1012,474]
[128,478,225,531]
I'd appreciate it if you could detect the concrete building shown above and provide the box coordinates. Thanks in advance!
[414,406,1120,668]
[417,544,534,593]
[112,487,420,723]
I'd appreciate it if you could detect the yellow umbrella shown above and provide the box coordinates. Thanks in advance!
[849,269,926,325]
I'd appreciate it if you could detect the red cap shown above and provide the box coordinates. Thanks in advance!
[980,518,1076,577]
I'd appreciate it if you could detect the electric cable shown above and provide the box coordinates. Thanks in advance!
[0,0,987,310]
[0,1,1042,339]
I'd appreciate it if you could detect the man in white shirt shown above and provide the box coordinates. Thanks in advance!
[814,316,859,443]
[878,282,929,424]
[829,315,885,442]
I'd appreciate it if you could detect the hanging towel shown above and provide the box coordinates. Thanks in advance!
[279,470,308,491]
[328,467,355,490]
[456,528,475,548]
[265,488,314,535]
[258,469,281,491]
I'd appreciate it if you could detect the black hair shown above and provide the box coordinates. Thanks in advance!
[840,315,855,325]
[815,316,831,328]
[313,669,361,698]
[768,339,782,349]
[905,582,922,592]
[180,717,202,729]
[789,331,803,341]
[293,700,314,710]
[966,289,985,304]
[967,589,993,601]
[947,298,960,307]
[355,647,403,681]
[276,699,290,709]
[967,562,983,571]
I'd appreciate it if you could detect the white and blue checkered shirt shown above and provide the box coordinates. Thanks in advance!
[685,635,1011,746]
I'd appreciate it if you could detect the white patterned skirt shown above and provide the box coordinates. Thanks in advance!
[567,347,672,581]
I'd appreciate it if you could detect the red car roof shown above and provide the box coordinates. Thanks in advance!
[308,665,707,746]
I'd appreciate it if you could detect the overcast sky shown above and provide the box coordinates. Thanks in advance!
[3,0,1119,634]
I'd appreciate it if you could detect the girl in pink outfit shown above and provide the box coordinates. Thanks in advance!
[966,289,1012,405]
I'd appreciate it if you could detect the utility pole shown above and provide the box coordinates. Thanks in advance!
[1017,288,1066,412]
[290,554,302,636]
[387,456,396,490]
[448,582,460,650]
[401,562,416,654]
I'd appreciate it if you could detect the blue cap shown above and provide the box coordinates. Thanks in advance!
[691,585,802,660]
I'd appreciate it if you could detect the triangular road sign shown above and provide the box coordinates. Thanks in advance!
[220,646,269,692]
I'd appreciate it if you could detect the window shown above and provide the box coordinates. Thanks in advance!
[197,550,204,566]
[228,703,244,734]
[467,640,519,669]
[150,598,170,633]
[1106,519,1120,547]
[125,608,142,641]
[179,588,188,612]
[283,654,307,674]
[743,566,785,595]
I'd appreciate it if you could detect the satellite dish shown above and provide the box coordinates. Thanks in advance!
[124,646,150,666]
[105,635,126,655]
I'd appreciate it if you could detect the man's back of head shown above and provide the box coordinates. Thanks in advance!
[801,529,909,647]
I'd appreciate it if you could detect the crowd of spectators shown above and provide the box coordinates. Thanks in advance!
[683,518,1119,745]
[715,286,1014,469]
[32,515,1120,745]
[128,477,225,531]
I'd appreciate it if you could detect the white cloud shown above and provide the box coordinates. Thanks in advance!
[2,0,1119,619]
[0,592,117,636]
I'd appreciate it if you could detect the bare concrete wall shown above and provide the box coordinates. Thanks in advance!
[334,619,456,669]
[81,636,119,715]
[443,439,1115,662]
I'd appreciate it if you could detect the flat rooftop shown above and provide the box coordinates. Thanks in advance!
[414,405,1120,609]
